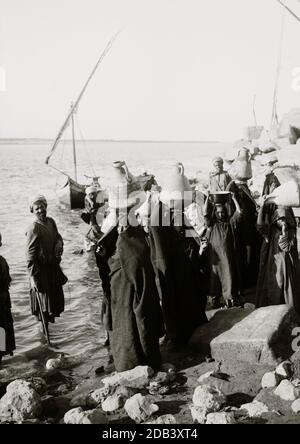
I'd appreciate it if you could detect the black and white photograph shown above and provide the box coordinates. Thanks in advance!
[1,0,300,427]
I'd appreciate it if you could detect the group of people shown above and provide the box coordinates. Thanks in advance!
[1,149,300,374]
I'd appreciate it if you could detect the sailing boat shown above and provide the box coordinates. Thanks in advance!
[45,32,121,209]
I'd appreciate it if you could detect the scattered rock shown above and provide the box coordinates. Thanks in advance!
[206,412,236,424]
[101,386,136,413]
[46,356,64,371]
[124,394,159,423]
[239,401,269,418]
[192,384,226,414]
[274,380,300,401]
[291,398,300,414]
[102,366,154,389]
[145,414,177,424]
[275,361,293,379]
[255,388,292,417]
[88,386,111,407]
[0,380,42,423]
[64,407,107,424]
[195,371,238,398]
[148,385,170,396]
[190,405,206,424]
[261,371,280,389]
[101,394,124,413]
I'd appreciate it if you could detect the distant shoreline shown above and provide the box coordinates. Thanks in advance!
[0,138,221,145]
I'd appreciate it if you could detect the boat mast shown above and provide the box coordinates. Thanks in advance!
[276,0,300,22]
[71,103,78,182]
[45,30,121,170]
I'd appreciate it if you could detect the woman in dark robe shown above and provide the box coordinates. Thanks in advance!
[95,188,164,372]
[0,233,16,364]
[261,157,281,197]
[226,180,261,288]
[256,203,300,314]
[205,192,243,308]
[25,196,67,327]
[149,201,208,351]
[148,164,208,351]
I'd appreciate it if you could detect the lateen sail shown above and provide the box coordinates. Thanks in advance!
[46,30,121,167]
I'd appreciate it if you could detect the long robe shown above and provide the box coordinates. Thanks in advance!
[206,211,243,303]
[262,172,281,197]
[0,256,16,356]
[25,217,66,323]
[256,205,300,314]
[96,225,164,372]
[226,181,261,288]
[149,202,208,344]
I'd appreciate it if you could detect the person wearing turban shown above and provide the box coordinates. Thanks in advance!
[25,195,67,329]
[82,186,106,252]
[209,157,232,192]
[204,191,244,309]
[95,180,164,372]
[256,202,300,314]
[0,232,16,365]
[148,163,208,351]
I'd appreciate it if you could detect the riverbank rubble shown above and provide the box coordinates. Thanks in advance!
[1,305,300,424]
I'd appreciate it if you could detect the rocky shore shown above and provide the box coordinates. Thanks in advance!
[1,304,300,424]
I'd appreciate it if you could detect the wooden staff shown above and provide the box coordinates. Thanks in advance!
[35,290,51,346]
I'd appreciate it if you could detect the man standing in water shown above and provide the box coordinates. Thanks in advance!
[25,196,67,336]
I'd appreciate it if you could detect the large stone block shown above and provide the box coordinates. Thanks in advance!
[190,306,300,366]
[189,307,253,355]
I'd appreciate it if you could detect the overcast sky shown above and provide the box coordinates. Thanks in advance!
[0,0,299,141]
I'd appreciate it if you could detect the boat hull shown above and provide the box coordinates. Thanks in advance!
[57,177,86,209]
[56,174,156,210]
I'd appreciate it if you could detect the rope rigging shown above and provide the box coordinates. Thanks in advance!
[270,9,286,128]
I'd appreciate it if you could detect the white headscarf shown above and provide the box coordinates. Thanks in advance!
[28,195,47,212]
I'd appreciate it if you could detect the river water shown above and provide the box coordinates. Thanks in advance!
[0,141,225,381]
